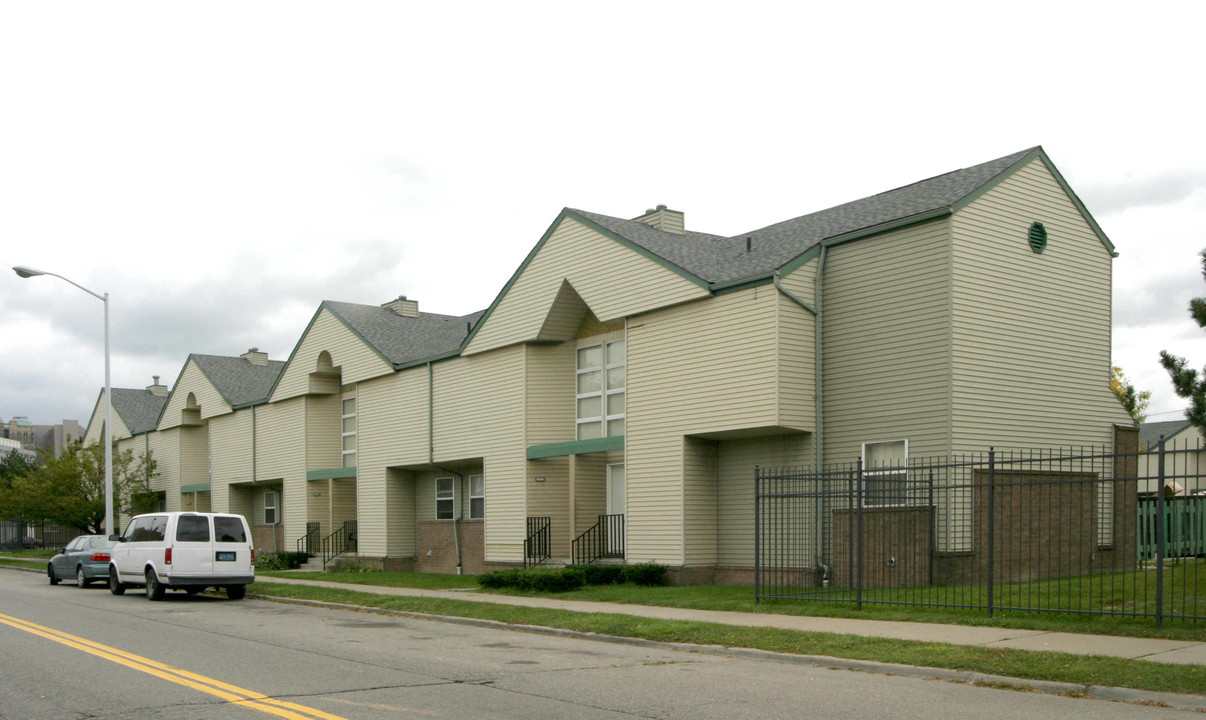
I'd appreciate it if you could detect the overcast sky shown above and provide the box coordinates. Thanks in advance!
[3,2,1204,434]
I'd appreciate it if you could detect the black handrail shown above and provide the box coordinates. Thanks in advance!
[524,516,551,568]
[296,522,320,556]
[316,520,357,569]
[571,514,624,565]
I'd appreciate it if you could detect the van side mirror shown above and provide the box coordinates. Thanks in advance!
[108,534,122,542]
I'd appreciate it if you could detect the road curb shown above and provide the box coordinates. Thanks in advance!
[246,591,1206,712]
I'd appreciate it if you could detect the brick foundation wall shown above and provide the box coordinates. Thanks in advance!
[252,524,285,554]
[416,520,484,574]
[832,506,933,588]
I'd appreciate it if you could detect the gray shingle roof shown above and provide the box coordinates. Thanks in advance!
[190,355,286,408]
[109,388,169,435]
[323,301,486,368]
[1139,420,1193,450]
[573,147,1038,285]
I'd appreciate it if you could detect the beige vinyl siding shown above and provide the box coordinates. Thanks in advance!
[821,219,953,464]
[305,394,341,470]
[465,217,709,355]
[625,287,781,564]
[179,425,208,491]
[357,369,429,557]
[331,478,357,530]
[951,158,1128,451]
[414,469,438,521]
[307,480,331,538]
[573,454,607,542]
[208,410,253,513]
[777,259,818,431]
[85,399,132,445]
[255,397,307,544]
[148,429,181,512]
[272,308,394,402]
[525,343,575,446]
[683,437,718,565]
[433,346,525,563]
[716,434,812,566]
[159,360,231,430]
[526,457,571,555]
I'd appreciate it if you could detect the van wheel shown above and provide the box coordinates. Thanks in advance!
[226,585,246,600]
[76,566,90,588]
[109,569,126,595]
[145,569,165,601]
[48,564,59,585]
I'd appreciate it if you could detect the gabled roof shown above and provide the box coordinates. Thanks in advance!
[188,354,286,409]
[568,146,1111,288]
[1139,419,1194,450]
[90,387,169,437]
[323,301,485,368]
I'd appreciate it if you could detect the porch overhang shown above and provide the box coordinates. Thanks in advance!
[307,467,358,481]
[181,483,211,493]
[527,435,624,460]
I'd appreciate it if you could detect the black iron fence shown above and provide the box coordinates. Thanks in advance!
[524,516,551,568]
[1,519,75,551]
[755,441,1204,625]
[572,514,624,565]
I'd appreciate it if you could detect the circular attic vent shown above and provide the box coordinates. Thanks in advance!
[1028,222,1048,253]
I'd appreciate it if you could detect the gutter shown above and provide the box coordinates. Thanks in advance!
[428,362,463,574]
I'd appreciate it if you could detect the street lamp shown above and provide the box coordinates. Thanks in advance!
[12,266,114,536]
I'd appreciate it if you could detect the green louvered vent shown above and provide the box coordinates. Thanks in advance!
[1028,222,1048,253]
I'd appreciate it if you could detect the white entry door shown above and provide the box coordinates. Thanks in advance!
[606,464,625,516]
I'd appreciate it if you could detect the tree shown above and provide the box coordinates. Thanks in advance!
[1161,249,1206,434]
[1110,366,1151,424]
[0,441,159,534]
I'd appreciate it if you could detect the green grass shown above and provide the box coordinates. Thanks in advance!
[0,549,57,559]
[258,570,480,590]
[0,558,47,570]
[247,581,1206,698]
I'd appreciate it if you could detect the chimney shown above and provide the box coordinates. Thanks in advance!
[241,348,269,366]
[147,375,169,397]
[382,295,419,317]
[633,204,685,235]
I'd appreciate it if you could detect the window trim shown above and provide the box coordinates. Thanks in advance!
[860,439,909,508]
[264,490,277,525]
[468,474,484,520]
[341,394,357,468]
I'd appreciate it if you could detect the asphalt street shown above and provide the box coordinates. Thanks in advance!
[0,571,1200,719]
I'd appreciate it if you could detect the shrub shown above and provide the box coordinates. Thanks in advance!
[570,564,624,586]
[255,552,285,571]
[332,558,381,573]
[622,562,668,586]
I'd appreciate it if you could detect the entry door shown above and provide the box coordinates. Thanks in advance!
[606,464,625,516]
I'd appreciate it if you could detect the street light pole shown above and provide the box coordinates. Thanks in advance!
[12,266,114,536]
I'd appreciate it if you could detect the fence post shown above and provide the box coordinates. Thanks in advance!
[856,458,864,611]
[1156,437,1166,628]
[754,465,761,604]
[987,448,995,619]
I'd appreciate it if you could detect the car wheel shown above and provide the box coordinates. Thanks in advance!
[48,564,60,585]
[226,585,246,600]
[108,568,126,595]
[76,566,89,588]
[145,569,165,601]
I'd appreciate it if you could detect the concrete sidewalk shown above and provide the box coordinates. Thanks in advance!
[260,575,1206,666]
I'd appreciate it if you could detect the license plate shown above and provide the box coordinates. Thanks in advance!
[215,551,236,562]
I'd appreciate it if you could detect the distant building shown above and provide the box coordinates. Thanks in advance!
[0,436,37,464]
[2,417,84,458]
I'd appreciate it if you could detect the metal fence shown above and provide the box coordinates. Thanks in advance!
[1,519,76,551]
[755,441,1204,625]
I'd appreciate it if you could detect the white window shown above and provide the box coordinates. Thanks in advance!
[264,490,277,525]
[436,477,454,520]
[341,395,357,468]
[861,439,908,507]
[469,474,484,519]
[577,338,625,440]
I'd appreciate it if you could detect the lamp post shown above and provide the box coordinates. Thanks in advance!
[12,266,113,536]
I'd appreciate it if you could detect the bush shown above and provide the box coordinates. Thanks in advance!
[478,563,667,592]
[254,551,312,571]
[622,562,668,586]
[332,558,381,573]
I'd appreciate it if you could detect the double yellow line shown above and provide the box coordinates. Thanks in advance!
[0,611,347,720]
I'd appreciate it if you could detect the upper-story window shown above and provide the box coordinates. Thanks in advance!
[861,439,908,507]
[341,395,357,468]
[577,338,625,440]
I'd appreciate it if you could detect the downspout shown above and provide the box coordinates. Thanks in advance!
[814,245,828,580]
[429,362,463,574]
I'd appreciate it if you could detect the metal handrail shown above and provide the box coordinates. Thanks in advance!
[296,522,320,556]
[571,514,624,565]
[318,520,357,569]
[524,516,551,568]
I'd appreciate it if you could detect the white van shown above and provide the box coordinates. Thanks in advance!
[108,512,255,600]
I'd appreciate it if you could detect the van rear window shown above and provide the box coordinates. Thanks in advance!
[214,517,247,543]
[176,516,210,542]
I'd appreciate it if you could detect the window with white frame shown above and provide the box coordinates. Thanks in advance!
[469,474,484,519]
[263,490,277,525]
[577,338,625,440]
[435,477,454,520]
[341,395,356,468]
[861,439,908,507]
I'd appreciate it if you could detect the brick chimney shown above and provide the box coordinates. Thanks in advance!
[241,348,269,366]
[633,204,684,234]
[146,376,169,397]
[382,295,419,317]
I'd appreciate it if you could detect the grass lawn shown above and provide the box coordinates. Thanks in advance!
[0,558,47,570]
[258,570,480,590]
[247,580,1206,698]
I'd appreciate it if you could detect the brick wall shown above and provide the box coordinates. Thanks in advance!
[252,524,285,554]
[831,506,933,588]
[416,520,484,574]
